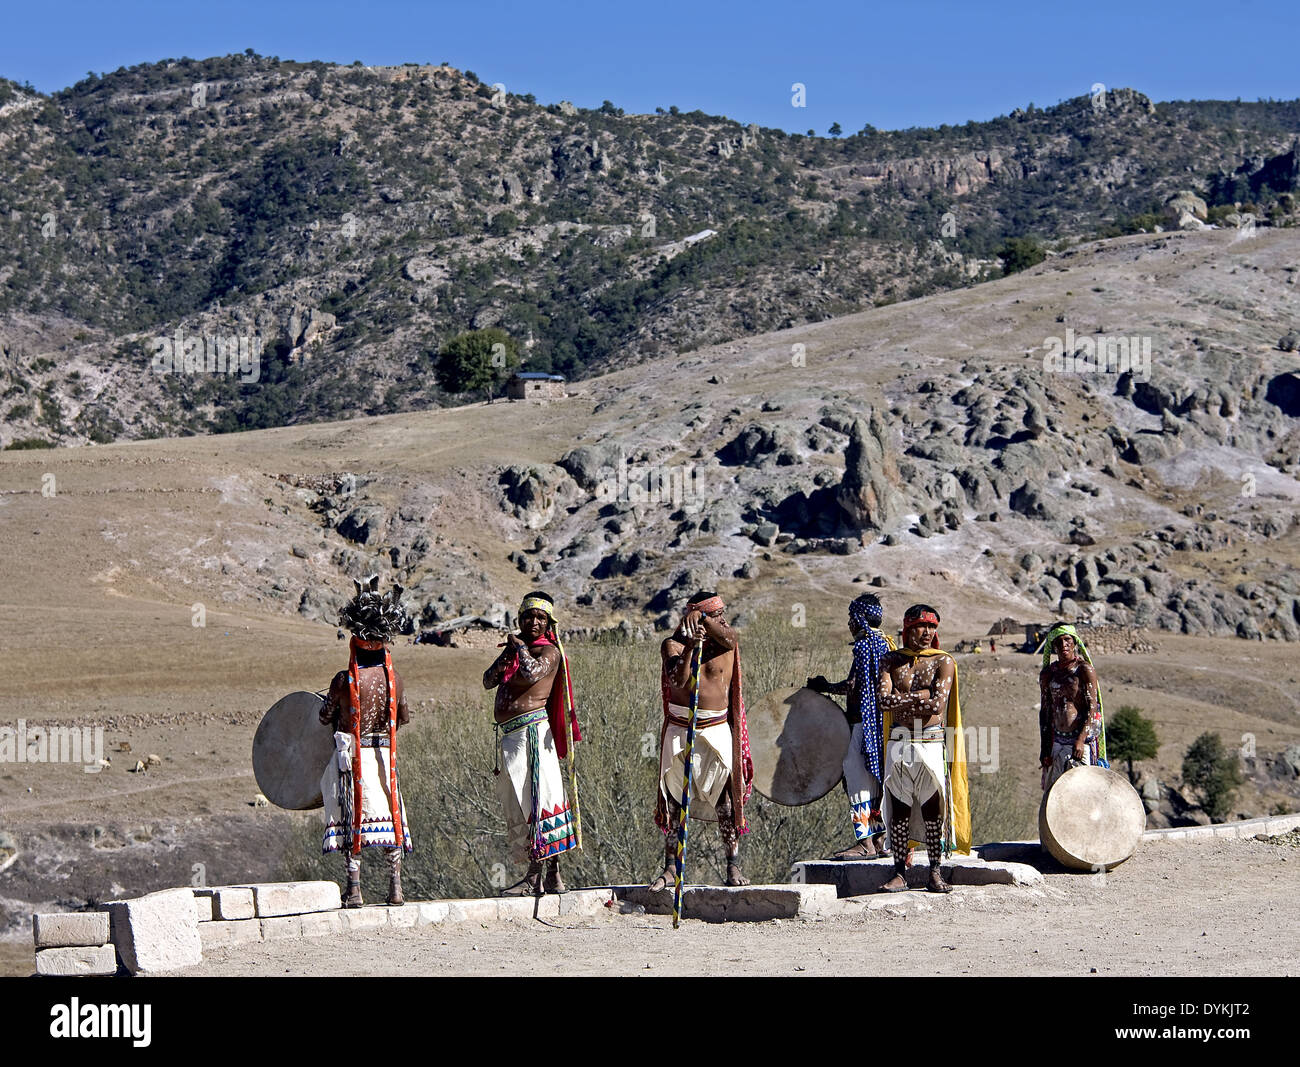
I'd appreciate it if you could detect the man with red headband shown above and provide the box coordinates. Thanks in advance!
[483,591,582,896]
[878,603,971,893]
[318,576,412,907]
[650,591,754,890]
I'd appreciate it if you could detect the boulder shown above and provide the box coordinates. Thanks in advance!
[834,414,902,532]
[35,945,118,976]
[107,888,203,975]
[1123,433,1169,466]
[249,881,341,918]
[1008,481,1050,519]
[33,911,111,949]
[337,505,386,545]
[558,443,620,491]
[718,423,793,466]
[499,464,569,528]
[1163,191,1207,225]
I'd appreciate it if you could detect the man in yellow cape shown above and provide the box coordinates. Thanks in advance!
[879,604,971,892]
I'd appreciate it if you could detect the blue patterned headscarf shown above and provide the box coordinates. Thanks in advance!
[848,595,893,779]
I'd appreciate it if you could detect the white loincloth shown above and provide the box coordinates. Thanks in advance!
[1043,735,1092,792]
[843,722,884,840]
[498,712,576,865]
[659,704,732,820]
[321,734,411,853]
[883,728,949,848]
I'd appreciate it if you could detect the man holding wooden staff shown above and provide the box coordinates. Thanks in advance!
[649,592,753,891]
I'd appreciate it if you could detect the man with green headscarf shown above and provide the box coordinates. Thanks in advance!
[1039,623,1108,792]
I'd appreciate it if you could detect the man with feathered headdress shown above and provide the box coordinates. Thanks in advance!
[878,603,971,893]
[649,591,753,890]
[318,575,412,907]
[809,592,896,859]
[1039,622,1109,792]
[483,591,582,896]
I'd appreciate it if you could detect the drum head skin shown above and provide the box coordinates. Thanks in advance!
[749,685,851,806]
[252,691,333,810]
[1039,764,1146,871]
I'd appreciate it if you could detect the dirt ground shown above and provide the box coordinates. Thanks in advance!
[122,837,1290,978]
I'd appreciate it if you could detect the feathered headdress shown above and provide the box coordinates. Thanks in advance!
[338,575,406,641]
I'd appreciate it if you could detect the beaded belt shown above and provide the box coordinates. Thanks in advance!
[667,711,729,729]
[498,708,548,736]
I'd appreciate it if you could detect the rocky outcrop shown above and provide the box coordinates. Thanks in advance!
[834,414,902,532]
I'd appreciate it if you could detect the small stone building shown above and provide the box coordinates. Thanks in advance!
[506,372,566,400]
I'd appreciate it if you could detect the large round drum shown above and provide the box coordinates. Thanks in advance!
[748,685,851,806]
[252,691,334,810]
[1039,764,1146,871]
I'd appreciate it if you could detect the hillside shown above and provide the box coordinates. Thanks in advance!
[0,54,1298,444]
[1,225,1297,647]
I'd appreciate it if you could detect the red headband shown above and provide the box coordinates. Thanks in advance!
[350,637,386,651]
[902,611,940,648]
[689,596,726,614]
[902,611,939,631]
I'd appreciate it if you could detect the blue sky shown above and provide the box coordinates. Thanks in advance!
[2,0,1297,132]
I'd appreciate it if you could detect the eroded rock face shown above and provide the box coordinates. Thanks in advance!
[498,464,574,529]
[834,414,902,532]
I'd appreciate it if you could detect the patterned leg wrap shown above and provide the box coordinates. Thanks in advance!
[385,846,402,874]
[345,856,361,876]
[717,788,739,852]
[924,817,944,873]
[891,812,910,876]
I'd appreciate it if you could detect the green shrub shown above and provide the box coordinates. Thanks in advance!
[434,327,519,395]
[1181,732,1244,822]
[997,236,1045,274]
[1107,705,1160,783]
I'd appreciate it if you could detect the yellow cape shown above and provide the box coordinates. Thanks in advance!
[884,647,972,855]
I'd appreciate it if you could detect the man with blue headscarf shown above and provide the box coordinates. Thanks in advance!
[808,593,895,859]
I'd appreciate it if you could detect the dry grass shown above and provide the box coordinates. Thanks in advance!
[285,616,1038,897]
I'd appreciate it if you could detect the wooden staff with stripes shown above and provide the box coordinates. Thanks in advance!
[672,635,706,929]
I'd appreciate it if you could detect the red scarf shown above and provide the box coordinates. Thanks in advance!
[346,637,401,855]
[501,632,582,758]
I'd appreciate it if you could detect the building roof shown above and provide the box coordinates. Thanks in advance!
[512,372,566,381]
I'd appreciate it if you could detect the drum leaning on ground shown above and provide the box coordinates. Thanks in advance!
[251,691,334,810]
[748,685,851,806]
[1039,764,1146,871]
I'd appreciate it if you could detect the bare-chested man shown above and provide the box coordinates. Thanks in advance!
[649,592,754,890]
[1039,622,1107,792]
[482,592,581,896]
[878,603,966,893]
[319,576,412,908]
